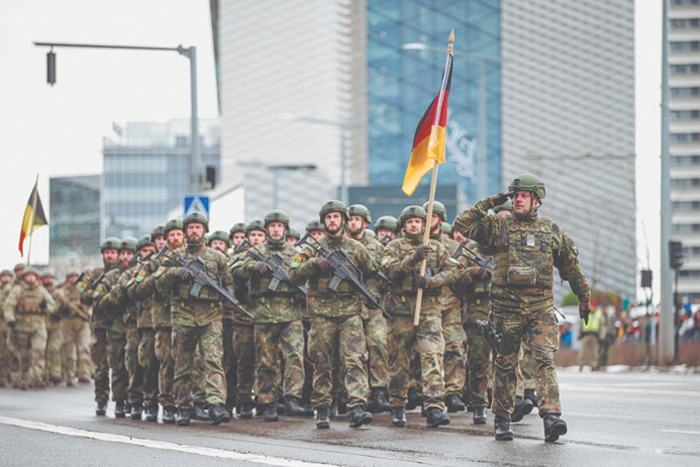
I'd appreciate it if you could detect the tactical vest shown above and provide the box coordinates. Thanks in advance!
[249,246,297,297]
[308,238,356,295]
[491,217,554,299]
[18,291,43,314]
[389,239,441,297]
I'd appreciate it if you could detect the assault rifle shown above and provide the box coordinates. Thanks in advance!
[295,232,390,319]
[238,239,306,296]
[75,259,124,290]
[128,250,154,266]
[452,244,492,275]
[156,245,252,318]
[56,292,90,322]
[378,234,392,246]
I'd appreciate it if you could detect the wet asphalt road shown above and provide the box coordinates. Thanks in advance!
[0,369,699,467]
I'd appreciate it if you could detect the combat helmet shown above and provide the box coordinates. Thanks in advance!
[39,267,56,279]
[493,199,513,214]
[229,222,247,240]
[0,269,13,277]
[441,222,453,235]
[286,226,301,240]
[22,267,40,278]
[183,211,209,232]
[119,237,138,253]
[101,237,121,253]
[422,200,447,222]
[306,220,324,233]
[348,204,372,224]
[246,220,265,235]
[319,200,348,223]
[264,210,290,229]
[365,229,376,239]
[398,205,427,227]
[150,225,165,243]
[207,230,232,249]
[508,174,545,218]
[163,219,184,235]
[374,216,398,233]
[136,235,154,252]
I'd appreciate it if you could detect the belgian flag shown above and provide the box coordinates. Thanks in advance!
[19,179,48,256]
[402,50,453,196]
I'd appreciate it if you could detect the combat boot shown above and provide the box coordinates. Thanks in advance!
[114,400,127,418]
[162,406,176,424]
[130,402,143,421]
[391,406,406,427]
[337,394,348,415]
[285,396,306,417]
[176,407,191,426]
[96,402,107,416]
[543,414,568,443]
[194,403,210,421]
[276,398,286,415]
[66,379,74,388]
[524,389,538,407]
[511,396,534,423]
[239,401,253,419]
[445,394,466,413]
[303,401,315,417]
[263,404,279,422]
[145,403,159,422]
[315,407,330,429]
[209,404,232,425]
[329,399,338,419]
[225,401,235,418]
[473,407,487,425]
[494,415,513,441]
[348,405,373,428]
[406,387,420,411]
[371,388,392,413]
[426,407,450,428]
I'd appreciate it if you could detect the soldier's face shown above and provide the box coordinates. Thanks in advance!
[285,236,298,247]
[404,217,424,235]
[376,228,395,241]
[310,230,325,240]
[24,273,37,284]
[66,274,78,283]
[120,250,135,263]
[249,230,266,246]
[513,191,535,215]
[324,212,343,233]
[187,223,205,241]
[103,249,118,263]
[497,209,512,217]
[140,246,155,257]
[42,277,54,287]
[232,232,246,247]
[348,215,365,234]
[0,274,11,284]
[168,230,184,246]
[267,222,286,241]
[154,235,166,251]
[431,213,441,229]
[211,239,227,252]
[453,229,467,244]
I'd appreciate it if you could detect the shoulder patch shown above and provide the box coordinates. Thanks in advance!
[571,242,579,256]
[448,257,460,265]
[154,266,166,277]
[136,269,146,282]
[77,282,87,294]
[381,257,390,266]
[291,255,302,268]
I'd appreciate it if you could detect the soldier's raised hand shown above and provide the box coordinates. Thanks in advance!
[413,245,432,263]
[487,191,513,207]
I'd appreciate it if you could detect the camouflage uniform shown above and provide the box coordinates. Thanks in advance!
[3,280,56,387]
[57,281,92,382]
[155,241,233,410]
[234,242,305,406]
[229,251,255,407]
[516,341,536,398]
[79,266,110,404]
[381,235,458,410]
[455,197,590,417]
[289,233,379,410]
[0,281,15,384]
[43,283,64,383]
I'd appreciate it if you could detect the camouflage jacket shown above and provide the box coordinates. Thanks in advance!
[125,262,156,329]
[228,250,252,325]
[234,241,302,324]
[111,266,141,328]
[56,280,91,322]
[381,234,459,317]
[451,242,491,324]
[454,197,590,312]
[130,246,177,329]
[78,265,111,329]
[356,231,386,320]
[3,281,56,332]
[0,282,14,318]
[289,232,380,318]
[92,266,128,333]
[435,232,462,326]
[155,241,234,327]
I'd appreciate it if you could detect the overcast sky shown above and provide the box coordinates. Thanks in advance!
[0,0,661,301]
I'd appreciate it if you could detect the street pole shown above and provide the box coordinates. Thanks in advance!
[659,0,675,365]
[477,58,487,199]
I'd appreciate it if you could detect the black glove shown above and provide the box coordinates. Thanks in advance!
[416,275,430,289]
[8,321,16,329]
[579,300,591,325]
[177,267,194,281]
[314,258,333,274]
[256,262,272,275]
[365,296,380,310]
[487,191,513,207]
[413,245,432,263]
[476,266,492,280]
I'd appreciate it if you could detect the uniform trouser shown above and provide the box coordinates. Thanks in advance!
[222,319,237,406]
[598,340,609,368]
[464,323,490,407]
[125,326,144,405]
[491,308,561,418]
[106,327,128,402]
[61,317,92,381]
[232,323,255,404]
[389,315,445,410]
[11,327,47,386]
[192,345,208,405]
[363,310,389,390]
[138,328,159,405]
[0,319,10,383]
[45,319,63,382]
[309,314,368,410]
[516,340,536,397]
[155,327,175,407]
[255,320,305,405]
[92,327,110,403]
[408,352,422,397]
[302,320,314,405]
[172,320,226,409]
[442,322,467,397]
[578,334,600,369]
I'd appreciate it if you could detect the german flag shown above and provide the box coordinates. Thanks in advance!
[19,180,48,256]
[402,51,453,196]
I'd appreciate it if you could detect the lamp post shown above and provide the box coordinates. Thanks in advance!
[402,43,502,200]
[34,41,202,194]
[278,114,365,205]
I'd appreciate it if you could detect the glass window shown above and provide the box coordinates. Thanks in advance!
[671,41,700,51]
[671,178,700,188]
[671,87,700,96]
[671,155,700,165]
[671,133,700,142]
[671,19,700,28]
[671,110,700,120]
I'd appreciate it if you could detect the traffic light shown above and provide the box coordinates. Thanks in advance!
[47,51,56,86]
[641,270,652,288]
[670,241,684,270]
[206,166,216,189]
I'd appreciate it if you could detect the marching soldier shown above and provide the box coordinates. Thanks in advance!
[40,269,64,385]
[58,270,92,386]
[0,269,15,386]
[374,216,398,246]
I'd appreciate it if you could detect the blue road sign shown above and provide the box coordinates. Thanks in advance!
[184,195,210,219]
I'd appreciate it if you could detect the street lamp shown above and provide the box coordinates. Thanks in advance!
[402,42,502,200]
[278,114,365,205]
[34,41,203,195]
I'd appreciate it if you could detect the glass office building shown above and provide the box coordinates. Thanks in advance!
[367,0,501,203]
[49,175,101,259]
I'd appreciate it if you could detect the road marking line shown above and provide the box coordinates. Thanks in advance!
[559,384,700,397]
[0,415,338,467]
[660,430,700,435]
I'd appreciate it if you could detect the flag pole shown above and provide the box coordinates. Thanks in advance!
[414,30,454,326]
[26,174,39,266]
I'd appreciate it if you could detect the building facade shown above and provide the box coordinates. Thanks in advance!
[669,0,700,300]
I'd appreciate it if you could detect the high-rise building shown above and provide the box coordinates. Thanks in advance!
[102,119,220,239]
[669,0,700,300]
[217,0,636,303]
